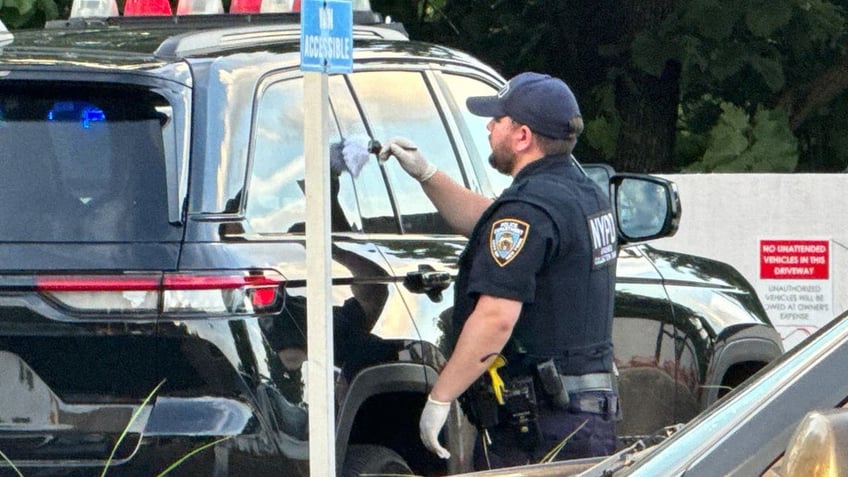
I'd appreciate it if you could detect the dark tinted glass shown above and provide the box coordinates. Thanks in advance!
[348,71,460,234]
[329,75,397,233]
[0,83,173,241]
[441,74,512,196]
[247,76,359,234]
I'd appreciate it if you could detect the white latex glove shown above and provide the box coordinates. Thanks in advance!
[378,137,437,182]
[419,394,452,459]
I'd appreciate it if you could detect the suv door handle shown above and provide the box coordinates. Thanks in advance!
[404,264,452,302]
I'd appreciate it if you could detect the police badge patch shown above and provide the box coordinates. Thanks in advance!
[490,218,529,267]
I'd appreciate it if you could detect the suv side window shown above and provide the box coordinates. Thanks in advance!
[348,71,462,234]
[329,76,398,233]
[247,76,362,234]
[442,73,513,196]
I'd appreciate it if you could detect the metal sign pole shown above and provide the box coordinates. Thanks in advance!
[304,70,335,476]
[302,1,352,474]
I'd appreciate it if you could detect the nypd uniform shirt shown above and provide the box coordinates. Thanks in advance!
[452,154,618,375]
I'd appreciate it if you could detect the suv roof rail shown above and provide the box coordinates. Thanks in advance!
[153,21,407,58]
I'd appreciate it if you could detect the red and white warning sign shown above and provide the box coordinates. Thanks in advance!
[757,239,833,350]
[760,239,829,280]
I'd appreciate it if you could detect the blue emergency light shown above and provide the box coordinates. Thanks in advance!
[47,102,106,129]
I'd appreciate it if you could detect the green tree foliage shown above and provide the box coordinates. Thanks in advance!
[1,0,62,28]
[377,0,848,173]
[5,0,847,172]
[683,100,798,172]
[635,0,847,172]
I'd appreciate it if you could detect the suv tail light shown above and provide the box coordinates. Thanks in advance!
[36,271,285,317]
[124,0,173,16]
[176,0,224,15]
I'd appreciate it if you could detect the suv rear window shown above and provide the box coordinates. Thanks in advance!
[0,83,173,241]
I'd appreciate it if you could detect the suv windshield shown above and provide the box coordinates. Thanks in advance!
[0,83,172,241]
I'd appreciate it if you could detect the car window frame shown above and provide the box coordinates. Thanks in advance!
[624,309,848,476]
[345,64,469,235]
[239,61,510,239]
[430,67,507,199]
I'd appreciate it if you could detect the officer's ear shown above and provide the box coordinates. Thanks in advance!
[512,123,535,152]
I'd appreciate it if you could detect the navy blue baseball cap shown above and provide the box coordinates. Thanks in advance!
[466,72,581,140]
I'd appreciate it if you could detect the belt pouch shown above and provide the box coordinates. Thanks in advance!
[459,375,500,429]
[504,376,540,450]
[535,358,570,409]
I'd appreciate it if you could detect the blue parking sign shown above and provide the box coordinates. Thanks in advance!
[300,0,353,73]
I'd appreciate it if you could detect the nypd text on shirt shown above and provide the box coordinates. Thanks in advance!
[588,210,617,268]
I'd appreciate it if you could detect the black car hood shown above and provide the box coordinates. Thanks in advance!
[634,244,774,336]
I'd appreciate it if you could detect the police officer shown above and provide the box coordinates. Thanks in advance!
[380,72,619,469]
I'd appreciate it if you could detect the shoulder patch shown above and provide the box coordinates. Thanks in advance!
[490,218,529,267]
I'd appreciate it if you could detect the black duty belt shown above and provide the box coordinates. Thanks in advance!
[562,372,615,393]
[571,393,619,417]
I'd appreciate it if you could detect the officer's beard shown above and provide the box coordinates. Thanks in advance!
[488,150,516,176]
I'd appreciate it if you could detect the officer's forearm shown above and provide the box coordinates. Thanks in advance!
[421,171,492,237]
[430,295,521,403]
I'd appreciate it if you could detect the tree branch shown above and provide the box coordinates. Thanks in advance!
[778,53,848,131]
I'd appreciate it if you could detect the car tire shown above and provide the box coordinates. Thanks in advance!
[343,444,413,477]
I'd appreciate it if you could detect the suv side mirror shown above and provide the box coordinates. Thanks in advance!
[614,174,680,243]
[582,164,681,244]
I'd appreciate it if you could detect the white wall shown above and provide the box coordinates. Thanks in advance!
[650,174,848,349]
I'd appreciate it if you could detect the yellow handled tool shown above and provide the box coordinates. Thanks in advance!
[487,354,507,405]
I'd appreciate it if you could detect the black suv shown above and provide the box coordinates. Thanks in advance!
[0,8,782,477]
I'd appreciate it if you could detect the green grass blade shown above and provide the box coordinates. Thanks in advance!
[101,378,167,477]
[0,447,24,477]
[539,418,588,464]
[155,436,233,477]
